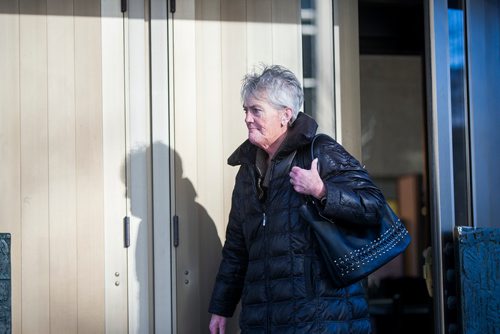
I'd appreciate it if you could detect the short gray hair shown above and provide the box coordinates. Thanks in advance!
[241,64,303,124]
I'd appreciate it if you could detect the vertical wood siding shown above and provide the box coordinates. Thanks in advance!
[0,0,109,332]
[0,0,21,331]
[1,0,306,333]
[47,0,78,332]
[101,1,128,333]
[19,0,50,332]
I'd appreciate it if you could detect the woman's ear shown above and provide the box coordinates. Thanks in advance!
[283,107,293,123]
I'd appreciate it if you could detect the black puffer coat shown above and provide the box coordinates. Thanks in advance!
[209,113,385,333]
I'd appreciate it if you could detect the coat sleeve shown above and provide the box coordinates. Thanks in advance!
[315,137,386,226]
[208,168,249,317]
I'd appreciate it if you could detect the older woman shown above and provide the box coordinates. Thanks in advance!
[208,65,385,333]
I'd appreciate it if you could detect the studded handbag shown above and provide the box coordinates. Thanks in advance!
[298,134,411,288]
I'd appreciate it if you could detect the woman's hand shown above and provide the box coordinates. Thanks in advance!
[289,158,326,199]
[209,314,227,334]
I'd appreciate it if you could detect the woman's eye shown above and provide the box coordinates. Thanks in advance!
[243,107,262,117]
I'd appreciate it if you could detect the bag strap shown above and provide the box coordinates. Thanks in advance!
[284,133,329,205]
[308,133,335,172]
[291,133,325,170]
[279,150,297,174]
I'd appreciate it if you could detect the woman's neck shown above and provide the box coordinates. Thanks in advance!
[264,131,288,162]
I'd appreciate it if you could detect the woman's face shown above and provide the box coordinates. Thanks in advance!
[243,93,288,151]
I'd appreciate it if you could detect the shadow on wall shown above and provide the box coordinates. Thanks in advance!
[124,142,238,333]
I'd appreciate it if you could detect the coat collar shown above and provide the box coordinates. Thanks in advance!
[227,112,318,166]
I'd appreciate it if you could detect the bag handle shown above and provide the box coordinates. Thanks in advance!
[308,133,336,174]
[282,134,330,205]
[292,133,330,205]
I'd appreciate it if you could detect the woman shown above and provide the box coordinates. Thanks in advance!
[209,65,385,333]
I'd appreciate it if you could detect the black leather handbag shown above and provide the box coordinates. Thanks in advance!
[299,134,411,288]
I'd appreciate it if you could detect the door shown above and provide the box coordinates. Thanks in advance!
[109,0,174,332]
[0,0,155,332]
[169,0,303,333]
[426,0,500,332]
[0,0,128,332]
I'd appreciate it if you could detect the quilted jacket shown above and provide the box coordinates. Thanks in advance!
[209,112,385,333]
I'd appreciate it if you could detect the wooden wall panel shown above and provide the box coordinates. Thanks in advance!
[0,1,21,332]
[2,1,127,332]
[101,1,129,333]
[247,0,273,69]
[173,1,200,333]
[195,0,223,237]
[220,0,248,228]
[195,0,225,331]
[151,0,173,331]
[19,0,50,332]
[272,0,302,76]
[47,0,78,333]
[128,0,153,331]
[74,0,105,332]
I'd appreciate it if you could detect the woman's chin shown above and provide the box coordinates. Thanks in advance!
[248,135,264,149]
[248,137,258,146]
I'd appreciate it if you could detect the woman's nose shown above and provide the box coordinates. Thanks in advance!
[245,112,253,123]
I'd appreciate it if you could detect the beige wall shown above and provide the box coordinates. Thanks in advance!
[1,0,362,332]
[0,0,305,332]
[0,0,128,332]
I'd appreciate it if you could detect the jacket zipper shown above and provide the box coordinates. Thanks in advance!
[262,205,269,332]
[263,165,272,332]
